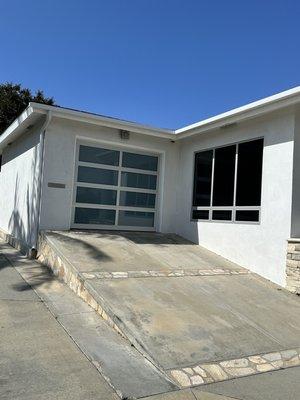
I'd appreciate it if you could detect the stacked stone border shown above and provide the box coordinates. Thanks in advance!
[286,239,300,294]
[81,268,250,280]
[169,347,300,387]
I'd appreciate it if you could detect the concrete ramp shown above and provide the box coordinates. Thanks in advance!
[38,230,300,389]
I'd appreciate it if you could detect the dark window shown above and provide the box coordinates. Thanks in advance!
[236,139,263,206]
[212,210,232,221]
[192,139,263,224]
[0,155,2,172]
[193,150,213,206]
[235,210,259,222]
[213,145,236,206]
[192,210,209,220]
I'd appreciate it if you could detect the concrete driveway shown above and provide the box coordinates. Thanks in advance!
[39,230,300,389]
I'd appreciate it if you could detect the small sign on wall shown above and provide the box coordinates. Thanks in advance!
[48,182,66,189]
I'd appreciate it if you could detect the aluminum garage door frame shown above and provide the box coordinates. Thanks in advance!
[71,141,160,231]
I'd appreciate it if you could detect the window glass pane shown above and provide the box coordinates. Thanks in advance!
[122,152,158,171]
[77,166,118,186]
[193,150,213,206]
[120,191,156,208]
[121,171,157,190]
[192,210,209,220]
[236,139,263,206]
[213,145,236,206]
[235,210,259,222]
[74,208,115,225]
[118,210,154,227]
[79,145,119,166]
[76,187,117,205]
[212,210,232,221]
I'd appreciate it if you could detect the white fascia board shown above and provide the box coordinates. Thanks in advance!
[1,87,300,150]
[0,105,35,151]
[31,103,175,139]
[175,86,300,139]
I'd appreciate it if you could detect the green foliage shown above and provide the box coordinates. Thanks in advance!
[0,82,55,133]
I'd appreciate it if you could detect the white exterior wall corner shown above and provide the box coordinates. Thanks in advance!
[176,109,295,286]
[39,117,180,233]
[291,107,300,238]
[0,119,45,248]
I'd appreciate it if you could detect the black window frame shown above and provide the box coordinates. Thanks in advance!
[191,138,263,224]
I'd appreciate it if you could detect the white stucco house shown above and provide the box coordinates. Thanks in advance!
[1,87,300,291]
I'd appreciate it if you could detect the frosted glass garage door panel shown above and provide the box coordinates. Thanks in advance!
[74,208,116,225]
[120,191,156,208]
[79,145,119,166]
[121,172,157,190]
[118,211,155,227]
[77,166,118,186]
[76,187,117,205]
[122,152,158,171]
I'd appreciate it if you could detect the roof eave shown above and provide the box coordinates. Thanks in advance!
[175,86,300,140]
[0,105,36,151]
[31,103,175,139]
[1,86,300,150]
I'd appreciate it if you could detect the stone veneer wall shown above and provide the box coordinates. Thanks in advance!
[286,239,300,294]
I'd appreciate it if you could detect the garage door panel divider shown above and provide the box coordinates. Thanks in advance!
[75,182,157,194]
[78,161,158,176]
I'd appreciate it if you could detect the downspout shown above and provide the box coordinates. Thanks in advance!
[31,110,52,257]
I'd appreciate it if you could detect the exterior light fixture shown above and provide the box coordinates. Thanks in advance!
[120,130,130,140]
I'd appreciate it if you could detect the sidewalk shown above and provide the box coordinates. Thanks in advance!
[0,246,118,400]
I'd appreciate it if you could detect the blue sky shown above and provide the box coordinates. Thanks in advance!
[1,0,299,128]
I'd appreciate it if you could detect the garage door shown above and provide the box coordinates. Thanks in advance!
[72,143,159,230]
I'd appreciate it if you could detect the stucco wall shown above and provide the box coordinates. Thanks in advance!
[0,121,43,248]
[176,110,295,286]
[39,117,179,233]
[291,107,300,237]
[1,109,295,286]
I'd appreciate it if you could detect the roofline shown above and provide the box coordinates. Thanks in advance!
[175,86,300,139]
[0,105,35,151]
[31,102,175,138]
[0,86,300,150]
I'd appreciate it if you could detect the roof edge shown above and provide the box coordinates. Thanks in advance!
[1,86,300,150]
[30,102,175,138]
[175,86,300,139]
[0,105,35,151]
